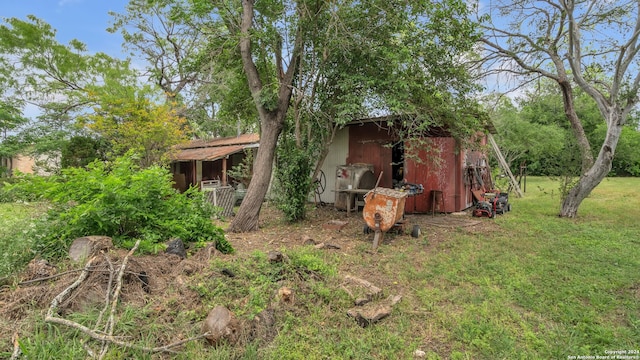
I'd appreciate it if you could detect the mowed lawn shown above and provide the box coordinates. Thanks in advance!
[0,177,638,359]
[398,177,640,359]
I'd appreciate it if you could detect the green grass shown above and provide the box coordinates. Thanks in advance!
[1,177,639,359]
[0,202,46,278]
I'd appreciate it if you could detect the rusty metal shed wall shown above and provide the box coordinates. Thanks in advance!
[343,122,484,213]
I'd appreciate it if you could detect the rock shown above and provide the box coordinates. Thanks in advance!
[165,238,187,259]
[301,235,316,245]
[268,250,283,263]
[344,274,383,301]
[277,286,294,304]
[68,236,113,262]
[347,292,403,327]
[414,349,426,358]
[323,220,348,230]
[347,303,392,327]
[202,306,240,346]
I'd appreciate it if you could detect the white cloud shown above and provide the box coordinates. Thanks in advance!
[58,0,83,7]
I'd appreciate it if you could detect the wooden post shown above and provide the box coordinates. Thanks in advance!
[222,157,228,186]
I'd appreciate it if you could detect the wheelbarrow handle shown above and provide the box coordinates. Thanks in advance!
[368,171,384,199]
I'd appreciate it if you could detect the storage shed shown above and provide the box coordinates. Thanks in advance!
[170,133,259,192]
[317,116,493,214]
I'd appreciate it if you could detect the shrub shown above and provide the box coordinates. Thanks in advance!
[273,144,313,222]
[11,155,232,259]
[0,172,52,203]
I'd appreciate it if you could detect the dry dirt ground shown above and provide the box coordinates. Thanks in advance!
[224,202,487,255]
[0,202,492,355]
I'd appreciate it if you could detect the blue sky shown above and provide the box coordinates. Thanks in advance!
[2,0,130,58]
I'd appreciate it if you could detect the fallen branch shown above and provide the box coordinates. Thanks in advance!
[10,332,21,360]
[94,254,114,331]
[18,268,85,286]
[43,240,207,356]
[46,256,97,319]
[99,240,141,359]
[46,315,210,353]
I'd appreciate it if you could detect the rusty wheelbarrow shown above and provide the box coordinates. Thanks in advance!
[362,187,421,250]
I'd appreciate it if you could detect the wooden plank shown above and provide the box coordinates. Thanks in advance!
[488,134,523,198]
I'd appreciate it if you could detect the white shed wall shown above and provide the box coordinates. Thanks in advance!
[316,127,349,204]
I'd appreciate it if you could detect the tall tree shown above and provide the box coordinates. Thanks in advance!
[79,88,190,168]
[478,0,640,217]
[165,0,482,232]
[0,16,136,166]
[0,16,188,169]
[110,0,259,138]
[109,0,203,100]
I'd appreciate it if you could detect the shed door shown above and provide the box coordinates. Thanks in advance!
[404,138,459,213]
[403,142,431,213]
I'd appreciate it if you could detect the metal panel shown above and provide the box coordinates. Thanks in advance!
[317,128,349,204]
[203,186,235,217]
[405,138,459,213]
[346,123,393,188]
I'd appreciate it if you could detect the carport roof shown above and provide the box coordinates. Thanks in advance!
[171,134,259,161]
[172,144,247,161]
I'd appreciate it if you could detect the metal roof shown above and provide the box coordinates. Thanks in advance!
[176,133,260,150]
[172,144,247,161]
[172,133,260,161]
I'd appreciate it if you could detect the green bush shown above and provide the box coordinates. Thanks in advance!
[273,144,313,222]
[10,155,232,259]
[0,172,52,203]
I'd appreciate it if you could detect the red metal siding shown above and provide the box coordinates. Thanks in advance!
[346,123,394,188]
[346,124,487,214]
[404,138,461,213]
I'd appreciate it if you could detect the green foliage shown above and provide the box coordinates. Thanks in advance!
[226,149,254,187]
[490,84,640,178]
[273,142,313,222]
[5,155,231,260]
[60,135,109,169]
[2,178,640,358]
[0,202,45,277]
[0,172,52,203]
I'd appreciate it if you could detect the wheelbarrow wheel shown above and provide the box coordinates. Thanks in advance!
[411,225,421,238]
[363,225,372,234]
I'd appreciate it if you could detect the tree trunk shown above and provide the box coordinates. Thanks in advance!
[228,115,283,232]
[558,79,594,173]
[560,118,622,217]
[225,0,301,232]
